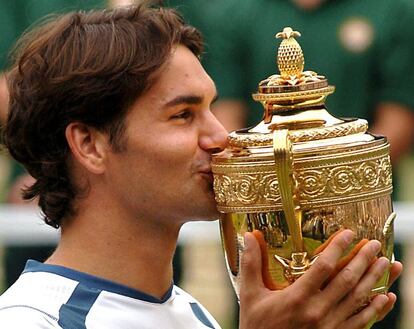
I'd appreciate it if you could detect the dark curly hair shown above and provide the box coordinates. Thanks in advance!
[2,3,203,228]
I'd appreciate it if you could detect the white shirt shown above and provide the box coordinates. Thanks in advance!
[0,260,222,329]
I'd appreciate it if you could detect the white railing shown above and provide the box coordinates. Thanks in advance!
[0,203,412,246]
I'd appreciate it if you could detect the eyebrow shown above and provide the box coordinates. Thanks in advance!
[163,93,219,108]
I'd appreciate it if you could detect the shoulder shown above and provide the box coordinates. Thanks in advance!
[0,267,78,329]
[173,285,199,301]
[0,306,60,329]
[173,286,222,329]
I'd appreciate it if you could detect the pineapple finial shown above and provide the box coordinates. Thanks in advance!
[275,27,304,77]
[275,27,301,40]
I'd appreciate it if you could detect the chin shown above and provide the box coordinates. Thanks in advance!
[201,210,222,221]
[182,188,222,221]
[185,202,222,222]
[185,216,219,223]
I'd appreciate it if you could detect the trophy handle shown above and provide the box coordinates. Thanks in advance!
[273,129,312,281]
[273,129,303,252]
[381,212,396,265]
[383,212,396,240]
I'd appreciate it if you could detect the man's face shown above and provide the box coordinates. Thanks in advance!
[104,45,228,226]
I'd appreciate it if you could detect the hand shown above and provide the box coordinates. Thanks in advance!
[238,230,402,329]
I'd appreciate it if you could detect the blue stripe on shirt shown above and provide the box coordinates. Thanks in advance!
[190,302,215,329]
[24,260,173,303]
[58,284,101,329]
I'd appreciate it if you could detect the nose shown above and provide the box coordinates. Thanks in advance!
[199,111,228,154]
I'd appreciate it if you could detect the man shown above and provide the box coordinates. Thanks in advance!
[0,4,401,328]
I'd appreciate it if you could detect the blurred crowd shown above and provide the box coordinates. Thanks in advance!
[0,1,413,329]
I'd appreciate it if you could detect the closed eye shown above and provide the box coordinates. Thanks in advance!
[171,109,192,120]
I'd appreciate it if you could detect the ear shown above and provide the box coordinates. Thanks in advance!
[65,122,108,175]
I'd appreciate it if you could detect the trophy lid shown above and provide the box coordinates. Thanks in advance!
[255,27,334,117]
[227,27,373,151]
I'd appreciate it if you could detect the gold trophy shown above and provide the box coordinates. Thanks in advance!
[212,27,394,302]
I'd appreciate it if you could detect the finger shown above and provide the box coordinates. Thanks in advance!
[333,257,389,318]
[376,292,397,321]
[252,230,285,290]
[344,294,389,329]
[388,261,403,287]
[239,232,265,299]
[322,239,381,303]
[298,229,354,292]
[313,228,344,255]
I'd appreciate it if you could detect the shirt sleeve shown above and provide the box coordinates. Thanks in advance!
[0,307,61,329]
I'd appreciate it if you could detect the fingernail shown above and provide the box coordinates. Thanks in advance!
[371,240,381,254]
[243,233,250,250]
[343,230,354,244]
[377,257,390,271]
[378,293,389,306]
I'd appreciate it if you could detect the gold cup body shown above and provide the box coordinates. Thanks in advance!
[212,116,394,295]
[219,198,393,295]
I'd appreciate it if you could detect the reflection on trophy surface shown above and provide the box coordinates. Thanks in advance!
[212,27,394,299]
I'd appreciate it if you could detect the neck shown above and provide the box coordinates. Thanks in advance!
[47,196,180,299]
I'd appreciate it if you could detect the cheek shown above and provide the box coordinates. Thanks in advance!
[116,125,199,181]
[152,133,198,162]
[135,137,197,176]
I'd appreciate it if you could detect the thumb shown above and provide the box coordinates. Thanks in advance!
[239,232,265,298]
